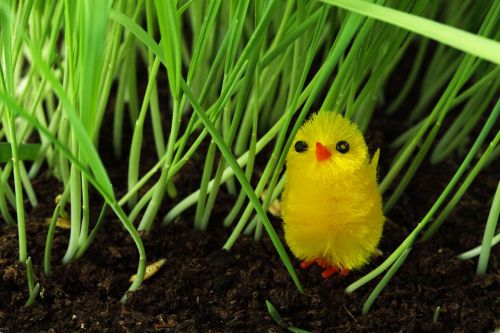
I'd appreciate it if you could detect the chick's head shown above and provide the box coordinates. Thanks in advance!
[286,111,369,181]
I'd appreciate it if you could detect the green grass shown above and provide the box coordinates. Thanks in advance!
[0,0,498,319]
[266,299,311,332]
[0,142,40,162]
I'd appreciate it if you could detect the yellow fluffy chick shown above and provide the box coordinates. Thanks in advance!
[281,110,384,278]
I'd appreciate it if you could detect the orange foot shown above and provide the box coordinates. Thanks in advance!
[300,259,349,279]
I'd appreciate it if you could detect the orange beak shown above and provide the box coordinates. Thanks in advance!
[315,142,332,161]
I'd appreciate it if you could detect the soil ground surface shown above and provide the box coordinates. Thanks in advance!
[0,53,499,332]
[1,118,498,332]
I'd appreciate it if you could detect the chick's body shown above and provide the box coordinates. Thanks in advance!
[282,111,384,275]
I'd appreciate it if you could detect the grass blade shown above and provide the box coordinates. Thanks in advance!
[0,143,40,162]
[180,78,303,293]
[320,0,500,65]
[362,248,411,314]
[28,40,114,199]
[477,181,500,274]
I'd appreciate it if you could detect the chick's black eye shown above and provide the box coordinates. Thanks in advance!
[294,140,308,153]
[336,140,349,154]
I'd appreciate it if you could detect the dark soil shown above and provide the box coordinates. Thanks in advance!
[1,123,499,333]
[1,53,499,333]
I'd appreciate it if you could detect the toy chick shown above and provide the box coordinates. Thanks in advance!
[281,110,384,278]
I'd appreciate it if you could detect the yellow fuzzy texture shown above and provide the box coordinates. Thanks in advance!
[282,110,384,271]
